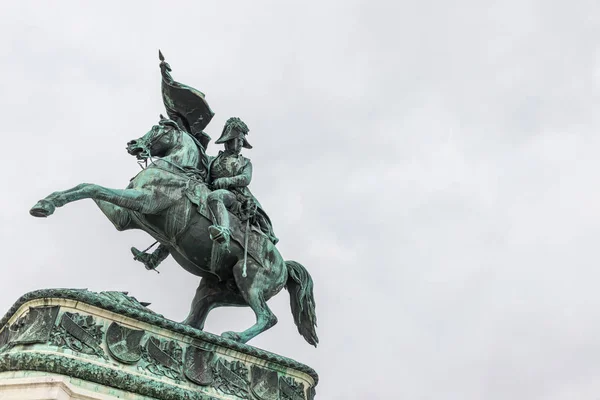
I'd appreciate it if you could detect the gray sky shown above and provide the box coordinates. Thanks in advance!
[2,1,600,398]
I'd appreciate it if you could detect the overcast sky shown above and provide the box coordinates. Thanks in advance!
[2,1,600,398]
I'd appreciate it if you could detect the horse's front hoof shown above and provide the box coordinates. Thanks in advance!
[29,200,55,218]
[221,331,242,342]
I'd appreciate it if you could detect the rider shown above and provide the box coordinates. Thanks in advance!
[206,117,278,247]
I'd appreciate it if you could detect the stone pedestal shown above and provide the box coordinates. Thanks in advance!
[0,289,317,399]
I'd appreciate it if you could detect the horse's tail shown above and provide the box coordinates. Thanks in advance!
[285,260,318,347]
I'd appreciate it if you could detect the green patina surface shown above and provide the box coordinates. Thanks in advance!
[28,51,319,349]
[0,289,319,386]
[0,352,219,400]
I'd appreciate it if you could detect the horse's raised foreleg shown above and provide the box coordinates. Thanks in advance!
[40,183,135,229]
[221,259,280,344]
[183,278,245,330]
[30,183,167,218]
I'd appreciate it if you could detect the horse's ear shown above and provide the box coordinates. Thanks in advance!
[159,114,165,121]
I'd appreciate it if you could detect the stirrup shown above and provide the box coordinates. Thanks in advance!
[208,225,231,245]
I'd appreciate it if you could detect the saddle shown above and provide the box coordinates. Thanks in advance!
[184,181,276,271]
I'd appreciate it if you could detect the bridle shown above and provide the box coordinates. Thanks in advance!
[135,124,180,168]
[133,123,207,186]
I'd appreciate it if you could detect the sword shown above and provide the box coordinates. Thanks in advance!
[242,219,249,277]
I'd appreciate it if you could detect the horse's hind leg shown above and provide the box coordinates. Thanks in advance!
[183,278,245,330]
[221,259,280,344]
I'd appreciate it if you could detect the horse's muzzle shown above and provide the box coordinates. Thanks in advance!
[126,140,144,158]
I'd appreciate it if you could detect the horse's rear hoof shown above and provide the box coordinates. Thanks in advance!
[29,200,55,218]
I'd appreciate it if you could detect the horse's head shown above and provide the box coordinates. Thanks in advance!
[127,117,182,160]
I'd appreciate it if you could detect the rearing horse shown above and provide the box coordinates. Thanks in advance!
[29,118,318,346]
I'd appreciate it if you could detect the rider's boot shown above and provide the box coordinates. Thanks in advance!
[131,247,158,270]
[207,197,233,276]
[208,225,231,277]
[207,197,232,247]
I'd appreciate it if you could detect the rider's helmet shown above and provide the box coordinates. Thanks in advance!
[215,117,252,149]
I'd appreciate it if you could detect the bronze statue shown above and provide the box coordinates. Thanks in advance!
[28,51,318,347]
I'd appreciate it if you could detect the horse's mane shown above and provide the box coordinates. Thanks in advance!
[180,127,210,180]
[161,116,210,179]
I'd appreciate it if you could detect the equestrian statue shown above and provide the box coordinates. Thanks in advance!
[29,51,318,347]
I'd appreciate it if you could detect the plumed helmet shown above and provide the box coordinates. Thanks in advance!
[215,117,252,149]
